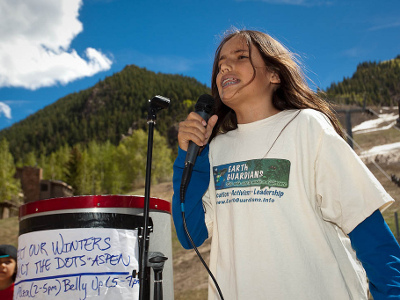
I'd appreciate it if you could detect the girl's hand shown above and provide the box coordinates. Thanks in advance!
[178,113,218,151]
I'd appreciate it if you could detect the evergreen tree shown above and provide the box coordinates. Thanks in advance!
[0,139,21,203]
[116,129,173,190]
[41,144,70,181]
[97,140,123,194]
[23,151,37,166]
[65,145,83,193]
[75,149,93,195]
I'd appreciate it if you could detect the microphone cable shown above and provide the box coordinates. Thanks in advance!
[180,178,224,300]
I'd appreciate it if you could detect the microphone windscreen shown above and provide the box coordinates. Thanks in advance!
[195,94,214,114]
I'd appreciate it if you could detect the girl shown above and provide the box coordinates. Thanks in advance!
[172,29,400,299]
[0,244,17,300]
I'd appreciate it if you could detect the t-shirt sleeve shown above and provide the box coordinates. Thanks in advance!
[313,115,393,234]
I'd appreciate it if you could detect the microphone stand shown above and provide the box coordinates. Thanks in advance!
[138,95,170,300]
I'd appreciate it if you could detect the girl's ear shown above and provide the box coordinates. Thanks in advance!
[270,72,281,84]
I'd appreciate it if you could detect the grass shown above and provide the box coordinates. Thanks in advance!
[367,161,400,235]
[128,181,210,299]
[353,127,400,153]
[0,216,18,247]
[175,289,208,300]
[353,123,400,236]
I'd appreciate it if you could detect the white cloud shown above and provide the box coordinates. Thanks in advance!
[0,102,12,119]
[119,49,196,74]
[0,0,112,90]
[368,21,400,31]
[142,55,193,73]
[340,47,366,58]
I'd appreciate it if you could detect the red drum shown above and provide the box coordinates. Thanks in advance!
[16,195,173,300]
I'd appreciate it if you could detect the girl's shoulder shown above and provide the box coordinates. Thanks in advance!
[298,108,328,121]
[286,109,340,142]
[296,109,334,131]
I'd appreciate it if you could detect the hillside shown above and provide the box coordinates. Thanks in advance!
[325,55,400,106]
[0,65,211,160]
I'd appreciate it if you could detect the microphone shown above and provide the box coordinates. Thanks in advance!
[185,94,215,166]
[180,94,214,203]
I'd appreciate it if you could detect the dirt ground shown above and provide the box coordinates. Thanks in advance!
[131,182,209,299]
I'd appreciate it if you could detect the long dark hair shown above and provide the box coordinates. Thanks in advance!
[209,29,344,142]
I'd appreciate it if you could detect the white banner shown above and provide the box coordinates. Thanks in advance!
[15,228,139,300]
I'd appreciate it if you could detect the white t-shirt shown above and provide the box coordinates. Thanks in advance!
[203,109,393,300]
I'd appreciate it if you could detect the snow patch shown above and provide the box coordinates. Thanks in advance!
[353,113,398,134]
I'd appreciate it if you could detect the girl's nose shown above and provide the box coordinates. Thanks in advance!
[220,60,232,74]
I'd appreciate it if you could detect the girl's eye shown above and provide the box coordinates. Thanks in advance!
[217,62,224,73]
[238,55,248,60]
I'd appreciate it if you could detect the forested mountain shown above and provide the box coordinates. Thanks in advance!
[325,55,400,106]
[0,65,210,161]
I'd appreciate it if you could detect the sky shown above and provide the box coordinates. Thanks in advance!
[0,0,399,131]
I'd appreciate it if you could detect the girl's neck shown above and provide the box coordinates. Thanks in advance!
[235,102,281,124]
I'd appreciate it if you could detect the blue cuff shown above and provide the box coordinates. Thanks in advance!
[349,210,400,299]
[175,145,210,171]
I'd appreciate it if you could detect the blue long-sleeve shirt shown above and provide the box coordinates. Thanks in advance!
[172,146,400,298]
[172,146,210,249]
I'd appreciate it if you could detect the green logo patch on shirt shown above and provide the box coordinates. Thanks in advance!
[213,159,290,190]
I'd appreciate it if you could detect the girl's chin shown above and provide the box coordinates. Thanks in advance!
[220,93,242,107]
[220,90,239,100]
